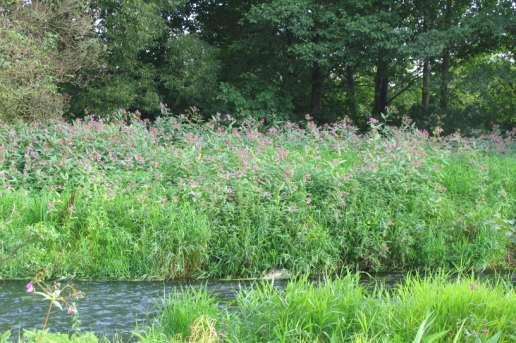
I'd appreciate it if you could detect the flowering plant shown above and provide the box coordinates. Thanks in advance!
[26,273,83,329]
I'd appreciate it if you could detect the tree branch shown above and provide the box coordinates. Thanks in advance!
[387,74,422,105]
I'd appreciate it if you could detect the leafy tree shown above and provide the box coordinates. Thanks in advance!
[69,0,165,117]
[401,0,515,130]
[244,0,344,122]
[1,0,513,131]
[159,35,220,114]
[70,0,221,118]
[0,0,100,122]
[0,16,62,121]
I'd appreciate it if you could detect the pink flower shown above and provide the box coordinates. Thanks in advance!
[402,116,413,126]
[277,148,289,161]
[67,303,77,316]
[368,117,379,126]
[26,281,34,293]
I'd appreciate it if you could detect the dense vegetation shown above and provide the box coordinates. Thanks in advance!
[146,275,516,342]
[1,0,514,131]
[3,275,515,342]
[0,117,514,280]
[0,1,514,341]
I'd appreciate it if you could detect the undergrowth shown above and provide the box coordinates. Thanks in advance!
[0,117,514,279]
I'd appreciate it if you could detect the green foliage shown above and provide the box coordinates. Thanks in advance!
[234,276,365,342]
[73,0,221,118]
[0,0,101,122]
[158,289,219,340]
[453,54,516,131]
[160,35,220,114]
[72,0,165,116]
[1,0,514,129]
[4,275,515,341]
[0,189,210,279]
[146,275,515,342]
[218,80,294,122]
[385,276,516,342]
[0,17,62,122]
[0,119,513,280]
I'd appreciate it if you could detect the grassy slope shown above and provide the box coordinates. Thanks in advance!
[0,119,514,279]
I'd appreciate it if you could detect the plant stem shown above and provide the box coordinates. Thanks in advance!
[43,302,53,329]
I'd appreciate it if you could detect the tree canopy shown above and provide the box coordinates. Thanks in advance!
[1,0,514,131]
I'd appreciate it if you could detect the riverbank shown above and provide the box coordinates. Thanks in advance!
[3,274,515,342]
[1,118,515,280]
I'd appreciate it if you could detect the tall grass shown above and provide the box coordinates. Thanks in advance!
[0,117,514,279]
[144,274,515,342]
[4,275,515,342]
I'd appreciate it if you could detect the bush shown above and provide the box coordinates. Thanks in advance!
[0,19,63,122]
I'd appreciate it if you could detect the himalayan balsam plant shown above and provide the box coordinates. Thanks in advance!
[26,272,83,330]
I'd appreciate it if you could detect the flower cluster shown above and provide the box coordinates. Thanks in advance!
[25,273,83,329]
[0,116,513,278]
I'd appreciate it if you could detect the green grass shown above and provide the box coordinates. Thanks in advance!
[144,274,516,342]
[4,273,516,343]
[7,274,513,342]
[0,119,514,280]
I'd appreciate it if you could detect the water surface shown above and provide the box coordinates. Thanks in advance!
[0,280,257,338]
[1,273,513,338]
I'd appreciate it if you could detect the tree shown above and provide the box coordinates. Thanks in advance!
[159,35,220,113]
[2,0,513,130]
[244,0,342,122]
[0,16,62,122]
[71,0,221,118]
[0,0,100,122]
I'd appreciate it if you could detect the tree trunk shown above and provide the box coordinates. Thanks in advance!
[311,61,322,121]
[344,65,358,119]
[422,58,431,111]
[373,53,389,116]
[440,49,450,113]
[440,0,452,113]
